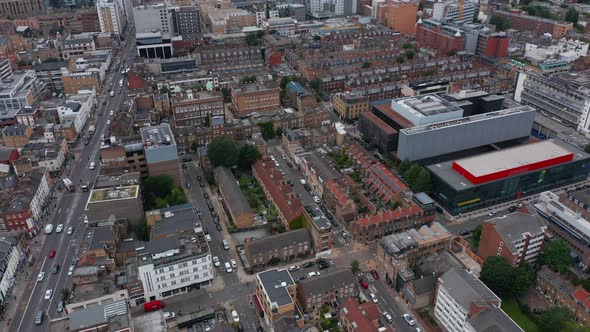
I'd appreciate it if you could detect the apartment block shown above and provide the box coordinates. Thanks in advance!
[245,229,312,272]
[495,10,573,38]
[62,72,100,96]
[230,81,281,117]
[58,36,96,60]
[18,139,69,173]
[302,205,332,252]
[172,6,201,36]
[140,124,181,186]
[375,0,419,35]
[433,0,476,24]
[172,90,224,128]
[0,70,46,110]
[416,19,465,55]
[434,269,523,332]
[96,0,125,35]
[0,234,26,311]
[478,213,547,266]
[2,124,32,148]
[255,268,304,329]
[332,92,369,121]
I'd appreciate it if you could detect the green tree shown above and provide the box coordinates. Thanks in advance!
[276,127,283,137]
[490,15,510,31]
[479,256,515,297]
[403,164,422,187]
[566,8,579,24]
[154,197,169,209]
[238,143,261,170]
[396,56,405,63]
[135,218,150,241]
[398,159,412,174]
[540,239,572,274]
[581,278,590,292]
[362,62,371,69]
[350,260,360,275]
[258,122,275,140]
[313,35,321,41]
[512,263,536,297]
[309,78,321,93]
[413,168,431,192]
[61,288,71,303]
[159,86,170,95]
[246,33,261,46]
[167,187,187,205]
[221,87,231,102]
[208,135,239,168]
[191,141,198,152]
[469,224,483,248]
[143,175,175,208]
[538,307,574,332]
[405,50,415,60]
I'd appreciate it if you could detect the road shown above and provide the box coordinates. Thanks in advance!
[13,30,137,332]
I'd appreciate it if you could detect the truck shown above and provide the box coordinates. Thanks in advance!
[88,125,95,136]
[143,300,165,312]
[110,90,115,97]
[63,178,75,192]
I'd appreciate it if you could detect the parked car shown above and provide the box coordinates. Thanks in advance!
[488,211,496,217]
[288,265,300,272]
[307,271,320,278]
[287,162,293,168]
[326,212,334,220]
[225,262,233,273]
[213,256,220,267]
[57,300,64,313]
[68,264,75,276]
[318,263,330,270]
[205,234,212,242]
[200,182,205,187]
[302,261,314,268]
[230,259,238,269]
[370,270,380,280]
[313,196,321,204]
[360,281,369,289]
[164,312,176,320]
[297,275,306,282]
[197,176,202,181]
[231,310,240,322]
[383,312,393,323]
[403,314,416,326]
[215,224,222,231]
[203,193,209,198]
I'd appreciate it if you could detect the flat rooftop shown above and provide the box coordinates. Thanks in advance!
[88,186,138,203]
[391,94,463,126]
[258,268,294,308]
[140,124,176,148]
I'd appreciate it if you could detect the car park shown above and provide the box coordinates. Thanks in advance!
[403,314,416,326]
[370,293,378,303]
[37,272,45,282]
[56,224,64,233]
[213,256,220,267]
[230,259,238,269]
[44,289,53,300]
[288,265,300,272]
[383,312,393,323]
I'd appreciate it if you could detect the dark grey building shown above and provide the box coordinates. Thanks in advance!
[443,89,505,116]
[172,6,201,36]
[358,111,397,152]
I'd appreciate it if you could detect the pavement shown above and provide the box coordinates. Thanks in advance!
[9,29,137,332]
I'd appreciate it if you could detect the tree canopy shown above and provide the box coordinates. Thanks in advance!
[208,135,240,168]
[538,307,574,332]
[479,256,535,298]
[540,239,572,274]
[238,143,262,170]
[142,175,187,211]
[490,15,511,31]
[258,122,275,140]
[565,8,579,24]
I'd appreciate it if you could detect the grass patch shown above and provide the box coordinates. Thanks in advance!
[501,298,538,332]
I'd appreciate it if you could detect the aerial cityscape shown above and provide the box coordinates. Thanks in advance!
[0,0,589,331]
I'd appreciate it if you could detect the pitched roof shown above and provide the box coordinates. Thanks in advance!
[439,269,500,310]
[298,269,356,297]
[485,212,547,253]
[214,166,253,217]
[572,287,590,311]
[340,298,384,332]
[354,204,423,227]
[245,229,310,257]
[325,179,354,207]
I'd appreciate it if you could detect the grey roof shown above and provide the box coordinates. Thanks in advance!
[411,274,437,296]
[298,269,356,296]
[0,148,14,161]
[569,188,590,207]
[246,229,310,257]
[69,300,129,331]
[152,204,199,238]
[33,61,68,71]
[414,192,434,206]
[64,37,94,45]
[138,235,180,256]
[467,306,523,332]
[214,166,253,217]
[88,226,114,251]
[439,269,500,310]
[258,268,294,307]
[486,213,547,253]
[537,265,574,294]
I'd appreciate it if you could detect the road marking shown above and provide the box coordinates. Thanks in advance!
[17,256,48,331]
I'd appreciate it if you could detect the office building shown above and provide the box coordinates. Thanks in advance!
[0,0,44,18]
[391,94,463,127]
[133,4,173,34]
[97,0,125,35]
[140,124,181,185]
[428,140,590,215]
[478,213,547,266]
[0,70,46,110]
[416,19,464,55]
[443,89,505,116]
[136,31,173,59]
[434,269,523,332]
[433,0,476,24]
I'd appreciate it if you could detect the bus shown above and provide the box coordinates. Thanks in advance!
[63,178,75,192]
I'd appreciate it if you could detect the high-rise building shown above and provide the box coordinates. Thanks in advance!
[375,0,418,35]
[133,3,173,34]
[96,0,125,35]
[432,0,477,24]
[0,0,44,19]
[171,6,200,36]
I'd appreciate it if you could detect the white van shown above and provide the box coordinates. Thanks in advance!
[45,224,54,234]
[223,239,230,250]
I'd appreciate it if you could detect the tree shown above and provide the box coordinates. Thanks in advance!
[238,143,261,170]
[167,187,187,206]
[135,218,150,241]
[405,50,415,60]
[413,168,432,192]
[581,278,590,292]
[159,86,170,95]
[221,87,231,102]
[479,256,515,297]
[61,288,71,303]
[469,224,483,248]
[246,33,261,46]
[258,122,275,140]
[540,239,572,274]
[313,35,321,41]
[584,144,590,154]
[276,127,283,137]
[309,78,321,93]
[396,56,405,63]
[538,307,574,332]
[512,263,536,297]
[350,260,360,275]
[143,175,175,206]
[566,8,579,24]
[362,62,371,69]
[191,141,198,152]
[208,135,239,168]
[490,15,510,31]
[403,164,422,186]
[399,159,412,174]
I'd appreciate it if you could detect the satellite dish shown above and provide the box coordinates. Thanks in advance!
[206,82,214,91]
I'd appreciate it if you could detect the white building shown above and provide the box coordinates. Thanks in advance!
[0,236,24,305]
[256,9,279,28]
[434,269,523,332]
[307,0,357,16]
[97,0,126,35]
[58,100,90,134]
[28,168,50,222]
[133,3,173,34]
[433,0,477,24]
[525,38,589,64]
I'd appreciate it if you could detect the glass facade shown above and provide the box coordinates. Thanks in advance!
[430,158,590,215]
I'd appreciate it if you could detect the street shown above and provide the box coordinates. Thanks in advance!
[12,29,137,332]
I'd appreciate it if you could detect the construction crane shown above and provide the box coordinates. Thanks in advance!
[458,0,465,22]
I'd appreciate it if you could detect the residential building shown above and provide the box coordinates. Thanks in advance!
[214,166,255,229]
[97,0,125,35]
[57,100,90,134]
[340,298,392,332]
[494,10,573,38]
[17,139,68,174]
[133,4,173,34]
[137,220,212,301]
[564,188,590,220]
[298,151,340,198]
[285,81,317,111]
[534,191,590,270]
[15,107,43,128]
[85,185,143,225]
[0,168,50,231]
[416,19,464,55]
[230,81,281,117]
[58,36,96,60]
[0,234,26,310]
[65,9,102,34]
[140,124,182,186]
[172,90,224,128]
[434,269,523,332]
[255,268,304,328]
[478,213,547,266]
[68,300,133,332]
[0,147,18,167]
[302,204,332,252]
[536,265,590,327]
[62,71,100,96]
[172,6,201,36]
[0,70,46,110]
[2,124,32,148]
[33,61,67,92]
[332,92,369,121]
[201,3,256,35]
[252,159,303,227]
[136,31,173,59]
[375,0,418,35]
[514,71,590,134]
[297,269,357,322]
[245,229,312,272]
[323,179,357,223]
[0,0,44,18]
[349,204,428,244]
[433,0,476,24]
[428,140,590,215]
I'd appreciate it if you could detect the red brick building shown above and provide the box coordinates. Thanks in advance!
[323,180,357,223]
[481,33,510,58]
[339,298,393,332]
[494,10,573,38]
[416,19,464,55]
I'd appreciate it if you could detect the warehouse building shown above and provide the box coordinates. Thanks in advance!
[427,139,590,215]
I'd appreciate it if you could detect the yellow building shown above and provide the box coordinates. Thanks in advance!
[332,92,369,121]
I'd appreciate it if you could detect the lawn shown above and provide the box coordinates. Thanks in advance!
[501,298,538,332]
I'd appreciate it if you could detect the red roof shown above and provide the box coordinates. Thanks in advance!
[373,102,414,128]
[253,160,303,224]
[127,71,145,91]
[325,180,353,206]
[340,298,382,332]
[573,287,590,310]
[367,163,408,199]
[354,204,423,227]
[347,143,375,169]
[361,112,397,135]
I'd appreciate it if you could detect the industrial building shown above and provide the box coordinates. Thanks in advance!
[427,139,590,215]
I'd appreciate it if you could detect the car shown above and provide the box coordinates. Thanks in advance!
[318,263,330,270]
[164,312,176,320]
[282,154,287,160]
[67,226,74,235]
[274,161,280,167]
[299,179,306,185]
[196,324,204,332]
[302,261,314,268]
[231,310,240,322]
[213,256,220,267]
[56,224,64,233]
[205,234,212,242]
[204,192,209,198]
[403,314,416,326]
[370,293,378,303]
[270,155,276,161]
[84,139,90,145]
[508,206,518,213]
[84,215,88,224]
[37,272,45,282]
[44,289,53,300]
[286,162,293,168]
[341,231,348,238]
[313,196,321,203]
[182,163,188,169]
[106,120,111,125]
[200,182,205,187]
[225,262,233,273]
[216,224,222,232]
[330,219,338,227]
[307,271,320,278]
[287,180,294,186]
[35,311,43,326]
[197,176,202,181]
[57,300,64,313]
[51,264,60,274]
[360,281,369,289]
[303,184,311,191]
[370,270,380,280]
[326,212,334,220]
[416,329,422,332]
[48,249,56,258]
[186,182,192,189]
[383,312,393,323]
[280,170,286,175]
[109,110,114,116]
[68,264,75,276]
[297,275,306,282]
[488,211,496,217]
[288,265,300,272]
[230,259,237,269]
[517,202,523,208]
[204,320,212,331]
